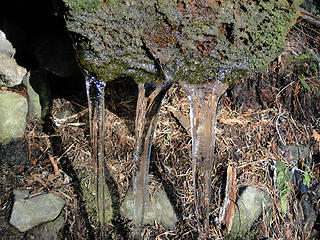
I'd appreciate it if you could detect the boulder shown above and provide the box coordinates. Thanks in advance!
[63,0,302,84]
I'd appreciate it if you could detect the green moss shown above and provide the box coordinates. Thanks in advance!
[79,171,113,223]
[64,0,302,84]
[62,0,103,11]
[275,161,292,214]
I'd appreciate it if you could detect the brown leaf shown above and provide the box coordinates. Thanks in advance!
[32,157,39,165]
[312,129,320,142]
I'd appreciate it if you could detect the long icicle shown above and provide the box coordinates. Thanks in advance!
[85,70,107,239]
[132,81,172,238]
[181,81,228,239]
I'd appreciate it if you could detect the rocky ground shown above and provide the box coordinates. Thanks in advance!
[0,1,320,240]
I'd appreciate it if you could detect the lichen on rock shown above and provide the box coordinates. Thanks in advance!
[63,0,302,84]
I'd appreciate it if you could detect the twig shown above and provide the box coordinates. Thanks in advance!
[275,80,298,101]
[275,109,286,146]
[49,154,61,177]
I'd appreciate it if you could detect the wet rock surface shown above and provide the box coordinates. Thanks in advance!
[9,190,65,232]
[63,0,302,84]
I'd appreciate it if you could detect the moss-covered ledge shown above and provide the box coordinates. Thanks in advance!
[62,0,302,84]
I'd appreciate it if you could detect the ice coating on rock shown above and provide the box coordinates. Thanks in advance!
[63,0,301,84]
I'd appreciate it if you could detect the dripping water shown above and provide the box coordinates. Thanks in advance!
[181,81,228,239]
[132,81,172,238]
[85,70,107,238]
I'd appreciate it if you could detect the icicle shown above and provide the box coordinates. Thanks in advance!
[85,70,107,238]
[132,81,172,237]
[181,81,228,239]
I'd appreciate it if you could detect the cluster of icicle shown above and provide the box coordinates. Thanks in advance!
[85,65,229,239]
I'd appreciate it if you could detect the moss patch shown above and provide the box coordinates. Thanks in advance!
[78,171,113,223]
[62,0,103,12]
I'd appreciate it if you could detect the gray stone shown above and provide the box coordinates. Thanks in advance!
[9,191,65,232]
[26,210,65,240]
[230,186,271,237]
[23,73,41,119]
[121,188,178,229]
[13,189,30,200]
[0,30,15,57]
[0,54,27,87]
[0,90,28,144]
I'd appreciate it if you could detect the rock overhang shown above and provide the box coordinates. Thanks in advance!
[63,0,302,84]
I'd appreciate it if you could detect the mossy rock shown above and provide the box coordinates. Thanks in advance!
[78,171,113,223]
[63,0,302,84]
[120,188,178,229]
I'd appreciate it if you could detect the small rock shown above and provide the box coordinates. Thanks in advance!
[9,191,65,232]
[121,188,178,229]
[230,186,271,237]
[23,73,41,119]
[0,54,27,87]
[0,90,28,144]
[0,30,15,57]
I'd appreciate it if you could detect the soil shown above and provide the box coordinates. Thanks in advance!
[0,2,320,240]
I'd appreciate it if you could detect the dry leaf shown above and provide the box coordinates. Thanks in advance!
[312,129,320,142]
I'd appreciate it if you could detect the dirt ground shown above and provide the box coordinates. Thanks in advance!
[0,15,320,240]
